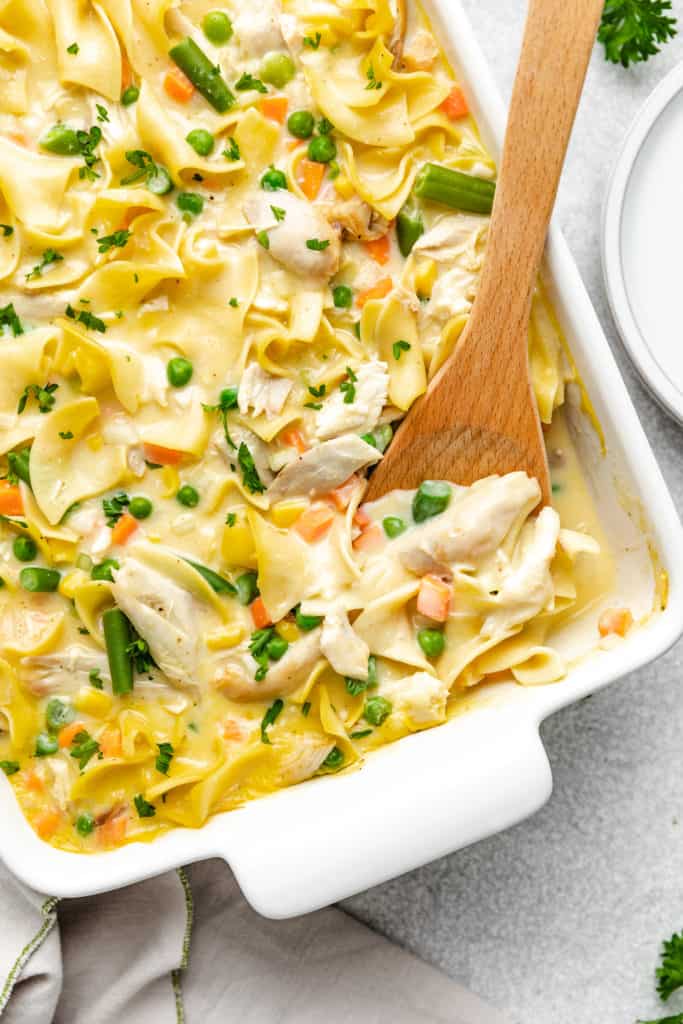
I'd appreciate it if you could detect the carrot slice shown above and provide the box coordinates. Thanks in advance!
[352,522,383,553]
[325,475,359,512]
[353,506,371,530]
[259,95,288,123]
[100,727,122,758]
[121,53,133,91]
[250,595,272,629]
[280,427,308,454]
[164,66,195,103]
[111,512,138,546]
[0,481,23,516]
[295,503,335,543]
[58,720,87,749]
[416,574,452,622]
[98,810,128,847]
[364,234,391,265]
[222,719,244,741]
[24,770,45,793]
[143,443,184,466]
[356,277,393,308]
[440,86,469,120]
[297,158,325,201]
[598,607,633,638]
[34,808,61,839]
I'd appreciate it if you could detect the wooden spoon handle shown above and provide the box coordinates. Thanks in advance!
[470,0,604,340]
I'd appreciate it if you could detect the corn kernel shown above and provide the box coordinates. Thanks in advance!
[58,569,89,599]
[276,620,300,644]
[161,466,180,498]
[221,517,256,568]
[206,625,245,650]
[333,175,355,199]
[414,258,437,298]
[271,499,307,528]
[86,433,103,452]
[74,686,112,718]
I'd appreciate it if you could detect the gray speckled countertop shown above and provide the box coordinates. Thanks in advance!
[342,4,683,1023]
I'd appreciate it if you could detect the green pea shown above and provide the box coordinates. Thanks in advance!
[35,732,58,757]
[128,496,153,520]
[12,535,37,562]
[167,356,193,387]
[260,167,287,191]
[260,51,295,88]
[266,634,288,661]
[417,628,445,658]
[332,284,352,309]
[75,812,95,836]
[177,191,204,217]
[295,606,322,631]
[287,110,315,139]
[382,516,406,539]
[20,567,60,593]
[235,571,259,606]
[321,746,344,770]
[46,698,75,731]
[412,480,451,523]
[202,10,233,45]
[219,386,238,409]
[307,134,336,164]
[91,558,119,582]
[363,695,392,727]
[186,128,215,156]
[147,164,174,195]
[40,124,80,155]
[176,484,199,507]
[121,85,140,106]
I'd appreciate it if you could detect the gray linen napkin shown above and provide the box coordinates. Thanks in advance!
[0,858,508,1023]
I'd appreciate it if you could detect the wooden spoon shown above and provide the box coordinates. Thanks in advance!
[365,0,604,505]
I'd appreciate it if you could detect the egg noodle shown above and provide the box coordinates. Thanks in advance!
[0,0,615,851]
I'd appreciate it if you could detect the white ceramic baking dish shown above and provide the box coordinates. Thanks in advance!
[2,0,682,918]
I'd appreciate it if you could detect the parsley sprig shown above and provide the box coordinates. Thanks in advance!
[103,492,130,526]
[25,248,63,281]
[96,229,131,254]
[598,0,676,67]
[155,742,174,775]
[0,303,23,336]
[66,303,106,333]
[260,698,284,743]
[235,72,267,94]
[17,383,58,415]
[238,442,265,494]
[339,366,357,404]
[70,730,101,770]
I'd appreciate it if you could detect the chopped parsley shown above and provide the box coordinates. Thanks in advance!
[89,668,103,689]
[304,382,326,410]
[65,303,106,332]
[0,303,23,336]
[271,205,286,222]
[77,126,103,180]
[303,32,322,48]
[249,627,277,681]
[392,339,411,360]
[96,229,131,254]
[350,728,372,739]
[155,742,174,775]
[260,698,284,744]
[0,760,20,775]
[339,365,357,404]
[202,386,238,449]
[126,628,156,674]
[301,701,311,717]
[345,676,368,696]
[134,793,156,818]
[103,492,130,526]
[66,41,79,55]
[306,238,329,250]
[58,431,74,439]
[223,137,240,161]
[228,297,239,308]
[17,382,58,415]
[318,117,333,134]
[25,248,63,281]
[96,103,109,122]
[120,149,173,195]
[235,72,268,93]
[238,442,265,494]
[365,65,383,90]
[0,224,13,238]
[70,730,101,770]
[256,230,270,250]
[225,512,237,526]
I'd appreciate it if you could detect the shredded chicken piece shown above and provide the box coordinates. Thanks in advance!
[322,196,390,242]
[244,192,341,279]
[238,363,292,420]
[268,434,381,500]
[321,605,370,678]
[401,28,439,71]
[214,629,321,701]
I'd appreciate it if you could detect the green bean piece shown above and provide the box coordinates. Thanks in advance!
[417,627,445,658]
[235,571,259,605]
[35,732,59,757]
[186,128,214,156]
[183,558,236,595]
[167,356,193,387]
[202,10,233,45]
[260,52,295,88]
[128,496,153,520]
[13,535,37,562]
[121,85,140,106]
[103,608,134,695]
[413,162,496,214]
[363,695,392,726]
[46,697,75,731]
[307,134,336,164]
[287,110,315,139]
[295,606,322,631]
[176,484,199,507]
[382,516,406,539]
[8,448,30,486]
[412,480,452,523]
[91,558,119,582]
[40,124,80,156]
[168,37,234,113]
[20,567,60,593]
[396,205,424,257]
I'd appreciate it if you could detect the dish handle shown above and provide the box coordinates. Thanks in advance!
[215,709,553,919]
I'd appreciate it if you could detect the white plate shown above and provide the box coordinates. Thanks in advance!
[2,3,683,918]
[603,59,683,425]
